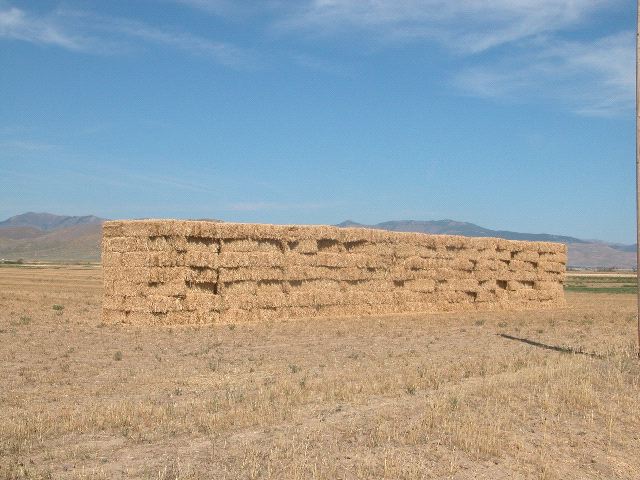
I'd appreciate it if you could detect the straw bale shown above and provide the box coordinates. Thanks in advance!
[103,236,147,253]
[475,258,502,270]
[183,293,222,312]
[184,236,219,252]
[185,266,218,283]
[512,250,539,262]
[102,222,125,237]
[536,271,563,282]
[122,295,184,313]
[289,238,318,254]
[347,241,394,256]
[319,304,374,317]
[294,279,342,291]
[103,267,186,283]
[218,267,284,282]
[285,265,336,281]
[221,238,283,253]
[393,290,437,304]
[389,267,435,282]
[223,308,259,322]
[478,279,497,290]
[103,219,566,325]
[507,280,537,292]
[508,270,539,282]
[286,266,384,281]
[218,223,283,240]
[341,279,393,292]
[539,252,566,263]
[222,281,257,294]
[401,256,433,270]
[185,251,219,268]
[117,220,162,237]
[476,290,497,302]
[450,258,475,272]
[473,269,498,282]
[534,281,563,291]
[513,289,544,301]
[392,245,431,258]
[256,280,285,294]
[508,260,536,272]
[281,306,318,319]
[404,279,436,293]
[536,242,565,254]
[226,292,287,309]
[316,238,346,253]
[103,295,124,310]
[286,252,350,268]
[286,291,317,307]
[107,278,188,297]
[121,251,185,267]
[339,267,388,281]
[538,261,565,273]
[219,252,286,268]
[442,278,480,292]
[102,252,122,268]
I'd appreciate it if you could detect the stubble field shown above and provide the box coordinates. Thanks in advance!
[1,266,639,479]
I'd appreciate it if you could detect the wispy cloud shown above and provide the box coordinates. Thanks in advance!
[276,0,613,53]
[290,52,351,75]
[454,32,634,116]
[0,4,252,67]
[1,1,632,115]
[271,0,631,116]
[0,7,95,51]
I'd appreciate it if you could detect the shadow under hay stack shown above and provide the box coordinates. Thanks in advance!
[102,220,566,325]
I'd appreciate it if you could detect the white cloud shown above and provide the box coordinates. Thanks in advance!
[273,0,632,116]
[1,1,633,115]
[0,4,251,67]
[455,32,634,116]
[277,0,612,53]
[0,6,97,51]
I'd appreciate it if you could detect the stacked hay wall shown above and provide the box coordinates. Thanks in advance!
[102,220,566,324]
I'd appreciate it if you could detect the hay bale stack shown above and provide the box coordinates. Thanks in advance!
[102,220,566,325]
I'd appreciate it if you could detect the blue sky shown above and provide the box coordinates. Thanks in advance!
[0,0,635,243]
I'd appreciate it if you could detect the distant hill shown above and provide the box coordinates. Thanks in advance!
[0,212,104,231]
[0,213,106,262]
[0,212,635,268]
[338,219,586,244]
[337,220,636,270]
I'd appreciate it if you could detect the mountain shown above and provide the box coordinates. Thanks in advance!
[0,212,104,231]
[371,220,586,244]
[0,213,106,262]
[0,212,635,268]
[336,219,636,270]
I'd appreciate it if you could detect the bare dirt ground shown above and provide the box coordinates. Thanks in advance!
[1,266,639,479]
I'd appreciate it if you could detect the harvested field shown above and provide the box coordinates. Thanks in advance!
[1,266,639,479]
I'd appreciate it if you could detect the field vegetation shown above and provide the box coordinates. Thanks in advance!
[1,267,639,479]
[565,274,637,294]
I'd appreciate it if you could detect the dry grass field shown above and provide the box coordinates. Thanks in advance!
[1,266,639,479]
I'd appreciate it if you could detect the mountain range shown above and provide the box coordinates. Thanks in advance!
[0,213,104,262]
[0,213,635,268]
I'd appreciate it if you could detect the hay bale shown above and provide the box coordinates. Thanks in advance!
[102,220,565,325]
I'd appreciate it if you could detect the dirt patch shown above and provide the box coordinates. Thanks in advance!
[1,266,638,479]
